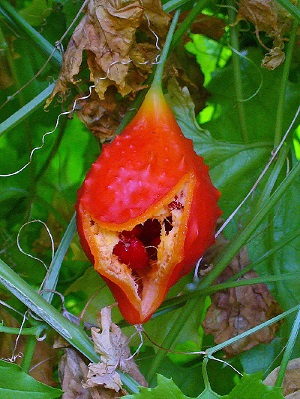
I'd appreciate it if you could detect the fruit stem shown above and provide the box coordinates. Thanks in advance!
[151,9,180,91]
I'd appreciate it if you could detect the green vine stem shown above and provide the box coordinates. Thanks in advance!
[274,0,300,22]
[274,18,298,147]
[0,84,55,136]
[21,335,37,373]
[164,0,191,12]
[115,9,181,134]
[151,9,180,90]
[41,214,77,304]
[275,308,300,387]
[251,145,290,215]
[227,0,249,142]
[199,159,300,290]
[0,324,46,336]
[170,0,208,52]
[146,296,204,382]
[155,271,300,320]
[0,258,98,360]
[0,0,62,67]
[0,257,139,394]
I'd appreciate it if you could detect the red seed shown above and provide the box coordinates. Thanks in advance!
[113,236,149,270]
[168,196,183,211]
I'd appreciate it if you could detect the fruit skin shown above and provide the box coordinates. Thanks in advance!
[76,87,221,324]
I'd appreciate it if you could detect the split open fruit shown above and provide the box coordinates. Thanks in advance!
[76,86,221,324]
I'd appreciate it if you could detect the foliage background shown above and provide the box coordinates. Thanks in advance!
[0,0,300,398]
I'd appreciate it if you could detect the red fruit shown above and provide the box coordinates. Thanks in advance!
[76,86,221,324]
[113,235,149,271]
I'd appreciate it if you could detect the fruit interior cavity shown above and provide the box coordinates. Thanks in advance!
[85,189,186,300]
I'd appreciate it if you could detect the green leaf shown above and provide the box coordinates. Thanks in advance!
[0,84,55,136]
[198,388,221,398]
[122,373,284,399]
[223,373,284,399]
[244,165,300,369]
[166,78,271,218]
[201,48,300,142]
[186,34,232,86]
[0,360,62,399]
[123,374,191,399]
[249,172,300,309]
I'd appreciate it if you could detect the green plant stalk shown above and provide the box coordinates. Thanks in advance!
[275,308,300,387]
[151,10,181,90]
[163,0,193,12]
[170,0,208,52]
[226,225,300,282]
[0,258,139,393]
[156,272,300,317]
[274,19,298,147]
[41,214,77,304]
[206,304,300,356]
[206,273,300,295]
[202,357,211,390]
[21,335,37,373]
[0,324,46,335]
[0,258,97,359]
[0,84,55,136]
[116,1,207,134]
[0,0,62,67]
[146,296,205,383]
[227,0,249,142]
[274,0,300,22]
[113,9,181,134]
[199,160,300,290]
[251,145,289,216]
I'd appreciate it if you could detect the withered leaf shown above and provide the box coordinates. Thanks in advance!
[83,362,124,393]
[46,0,170,107]
[264,358,300,397]
[59,348,91,399]
[237,0,293,69]
[180,11,225,41]
[201,242,282,357]
[74,87,128,142]
[83,306,147,392]
[286,393,300,399]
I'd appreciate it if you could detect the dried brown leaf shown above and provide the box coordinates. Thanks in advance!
[59,348,91,399]
[201,241,281,357]
[264,358,300,397]
[75,87,128,142]
[83,306,147,392]
[261,46,285,69]
[83,362,124,393]
[180,12,225,41]
[237,0,294,69]
[46,0,170,108]
[286,393,300,399]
